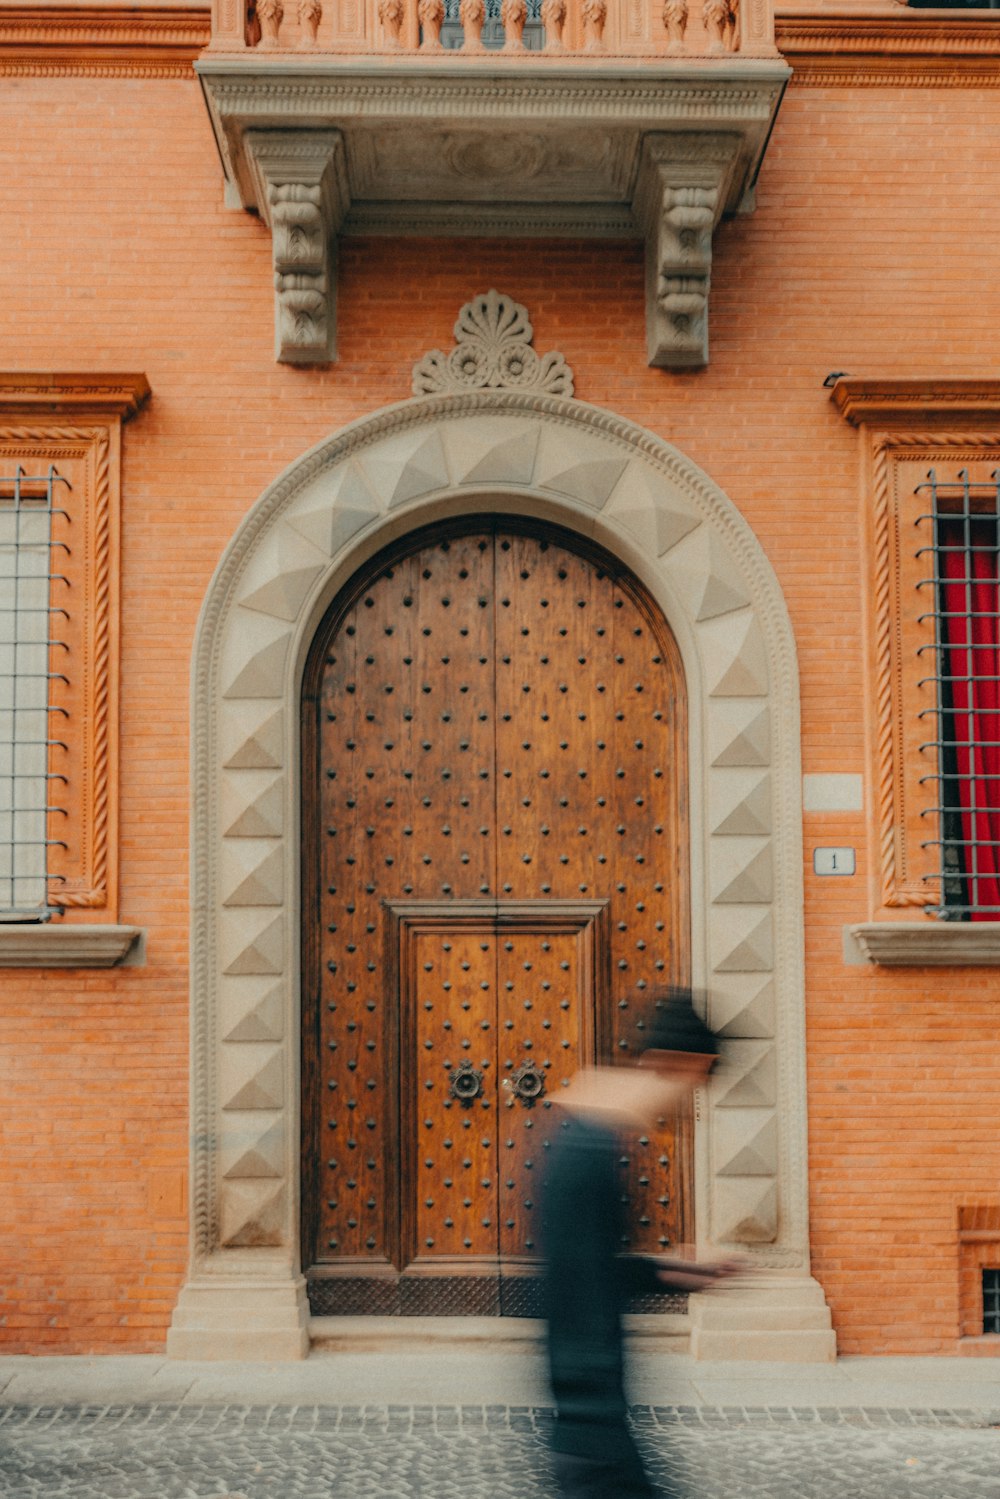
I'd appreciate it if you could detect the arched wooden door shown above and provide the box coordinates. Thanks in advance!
[302,519,690,1315]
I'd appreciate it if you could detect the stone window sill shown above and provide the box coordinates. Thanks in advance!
[849,922,1000,967]
[0,924,142,968]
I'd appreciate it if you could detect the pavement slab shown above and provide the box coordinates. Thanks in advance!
[0,1403,998,1499]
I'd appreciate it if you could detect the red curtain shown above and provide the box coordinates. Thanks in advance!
[939,518,1000,917]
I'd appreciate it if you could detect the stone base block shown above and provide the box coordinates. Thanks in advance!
[167,1276,310,1361]
[688,1275,836,1362]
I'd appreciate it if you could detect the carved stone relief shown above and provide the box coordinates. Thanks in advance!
[412,290,574,397]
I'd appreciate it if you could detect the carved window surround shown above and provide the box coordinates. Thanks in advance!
[198,60,787,368]
[834,376,1000,966]
[0,374,148,967]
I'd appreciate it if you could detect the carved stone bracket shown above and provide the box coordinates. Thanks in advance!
[199,64,788,368]
[244,129,349,364]
[632,133,742,369]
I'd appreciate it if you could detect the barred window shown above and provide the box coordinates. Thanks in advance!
[983,1269,1000,1336]
[0,465,71,918]
[917,470,1000,919]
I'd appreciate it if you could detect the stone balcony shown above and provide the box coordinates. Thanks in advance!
[198,0,788,367]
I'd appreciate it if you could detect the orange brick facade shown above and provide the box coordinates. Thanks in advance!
[1,26,999,1356]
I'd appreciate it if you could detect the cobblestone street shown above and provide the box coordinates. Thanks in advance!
[1,1403,998,1499]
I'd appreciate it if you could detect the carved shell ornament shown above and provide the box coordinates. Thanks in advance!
[412,290,574,397]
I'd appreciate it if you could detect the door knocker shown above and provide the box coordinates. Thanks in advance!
[448,1060,485,1104]
[503,1061,547,1108]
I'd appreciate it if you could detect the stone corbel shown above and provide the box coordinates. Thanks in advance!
[244,130,349,365]
[633,134,740,370]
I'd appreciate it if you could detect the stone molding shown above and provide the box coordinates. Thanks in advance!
[172,379,819,1359]
[9,3,1000,84]
[201,61,787,368]
[778,9,1000,85]
[0,923,141,967]
[412,290,574,397]
[833,378,1000,427]
[0,374,151,417]
[0,4,209,75]
[850,922,1000,967]
[0,374,149,918]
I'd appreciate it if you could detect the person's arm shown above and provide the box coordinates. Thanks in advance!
[618,1253,743,1296]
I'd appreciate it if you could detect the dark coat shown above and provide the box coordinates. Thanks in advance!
[542,1108,663,1456]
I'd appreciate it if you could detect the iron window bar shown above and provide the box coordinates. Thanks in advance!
[0,464,71,919]
[914,468,1000,917]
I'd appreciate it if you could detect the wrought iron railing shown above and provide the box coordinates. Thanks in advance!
[0,465,70,918]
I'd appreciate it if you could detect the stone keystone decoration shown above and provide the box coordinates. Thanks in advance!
[412,291,574,397]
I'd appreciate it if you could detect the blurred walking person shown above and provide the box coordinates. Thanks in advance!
[542,989,738,1499]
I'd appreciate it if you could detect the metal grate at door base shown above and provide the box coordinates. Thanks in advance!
[307,1275,688,1318]
[308,1276,502,1317]
[0,464,71,918]
[915,468,1000,916]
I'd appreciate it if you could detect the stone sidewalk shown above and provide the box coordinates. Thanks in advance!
[2,1347,1000,1413]
[2,1351,998,1499]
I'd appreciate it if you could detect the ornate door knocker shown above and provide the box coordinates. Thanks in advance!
[503,1060,547,1108]
[448,1060,485,1104]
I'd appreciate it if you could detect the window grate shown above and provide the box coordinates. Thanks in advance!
[983,1269,1000,1335]
[0,464,71,919]
[916,469,1000,918]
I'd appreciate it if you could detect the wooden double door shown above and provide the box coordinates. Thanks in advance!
[302,519,690,1315]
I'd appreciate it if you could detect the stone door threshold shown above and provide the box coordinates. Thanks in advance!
[309,1313,690,1354]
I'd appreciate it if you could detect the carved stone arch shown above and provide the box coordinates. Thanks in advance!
[168,392,835,1361]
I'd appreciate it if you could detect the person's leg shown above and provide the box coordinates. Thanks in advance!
[550,1420,656,1498]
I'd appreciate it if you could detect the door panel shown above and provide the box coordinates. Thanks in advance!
[495,916,598,1264]
[410,923,498,1265]
[302,519,689,1314]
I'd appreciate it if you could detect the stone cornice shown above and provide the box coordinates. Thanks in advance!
[5,3,1000,85]
[831,377,1000,426]
[0,373,151,419]
[0,4,209,74]
[197,57,790,117]
[850,922,1000,966]
[0,924,142,968]
[777,7,1000,85]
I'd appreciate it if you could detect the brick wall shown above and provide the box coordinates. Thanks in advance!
[1,72,998,1353]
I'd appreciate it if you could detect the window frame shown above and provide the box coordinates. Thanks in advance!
[834,378,1000,962]
[0,374,147,949]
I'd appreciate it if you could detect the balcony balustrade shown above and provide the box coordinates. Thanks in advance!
[207,0,775,57]
[198,0,787,366]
